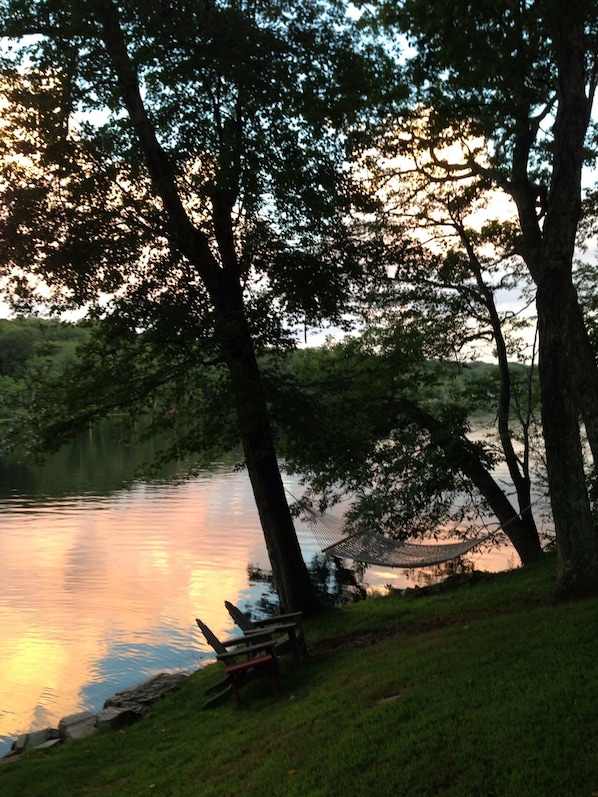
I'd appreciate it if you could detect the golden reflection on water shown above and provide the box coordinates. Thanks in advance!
[0,471,273,749]
[0,465,520,752]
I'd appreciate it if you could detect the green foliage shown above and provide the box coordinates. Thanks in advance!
[0,0,402,328]
[0,0,404,473]
[388,0,569,183]
[0,317,88,422]
[3,314,243,471]
[0,317,86,380]
[277,337,510,539]
[429,359,540,409]
[0,322,34,379]
[1,0,588,586]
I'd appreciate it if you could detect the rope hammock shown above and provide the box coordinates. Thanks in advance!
[299,502,491,569]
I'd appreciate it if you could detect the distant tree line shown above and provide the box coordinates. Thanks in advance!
[1,315,535,417]
[0,318,88,418]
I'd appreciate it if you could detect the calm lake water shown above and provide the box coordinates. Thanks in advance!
[0,425,521,754]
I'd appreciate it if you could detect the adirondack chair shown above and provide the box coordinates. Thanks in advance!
[195,617,279,708]
[224,601,306,661]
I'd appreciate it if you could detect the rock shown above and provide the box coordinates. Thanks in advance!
[96,704,144,731]
[59,711,98,741]
[103,672,188,710]
[4,670,189,759]
[24,728,60,750]
[2,728,61,761]
[12,734,29,754]
[35,738,62,750]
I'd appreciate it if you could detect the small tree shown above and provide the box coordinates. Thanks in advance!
[280,318,545,567]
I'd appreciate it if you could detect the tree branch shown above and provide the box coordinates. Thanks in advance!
[97,0,223,299]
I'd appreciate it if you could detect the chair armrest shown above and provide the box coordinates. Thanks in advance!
[253,612,303,627]
[216,638,277,663]
[244,623,297,636]
[220,629,276,647]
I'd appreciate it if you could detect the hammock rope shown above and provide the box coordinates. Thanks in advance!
[296,499,491,569]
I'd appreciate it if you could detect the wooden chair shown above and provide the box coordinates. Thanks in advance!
[224,600,306,661]
[195,618,279,708]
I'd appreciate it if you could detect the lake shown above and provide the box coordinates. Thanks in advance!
[0,425,521,754]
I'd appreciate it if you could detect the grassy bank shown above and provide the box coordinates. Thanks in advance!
[1,553,597,797]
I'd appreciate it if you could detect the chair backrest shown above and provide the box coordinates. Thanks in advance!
[196,617,227,655]
[224,601,254,632]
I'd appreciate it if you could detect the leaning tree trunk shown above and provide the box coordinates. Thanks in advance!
[463,234,541,551]
[242,435,322,615]
[219,290,322,615]
[99,0,322,615]
[398,399,543,564]
[442,433,544,566]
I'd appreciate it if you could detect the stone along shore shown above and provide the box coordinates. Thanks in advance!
[1,671,189,764]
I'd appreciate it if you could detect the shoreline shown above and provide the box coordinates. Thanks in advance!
[1,670,190,764]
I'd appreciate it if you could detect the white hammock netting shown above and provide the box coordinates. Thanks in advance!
[321,530,488,569]
[301,505,490,569]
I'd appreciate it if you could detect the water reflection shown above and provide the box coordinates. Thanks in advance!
[0,459,274,753]
[0,427,519,754]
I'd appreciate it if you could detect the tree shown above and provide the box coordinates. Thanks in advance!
[274,123,547,567]
[279,320,545,567]
[0,317,89,420]
[0,320,35,379]
[367,0,598,597]
[348,133,547,563]
[0,0,399,613]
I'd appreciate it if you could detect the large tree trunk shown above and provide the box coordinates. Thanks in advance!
[515,2,598,597]
[539,3,598,597]
[566,292,598,465]
[536,274,598,597]
[218,280,322,615]
[243,438,322,615]
[100,0,322,615]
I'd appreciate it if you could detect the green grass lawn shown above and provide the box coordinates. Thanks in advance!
[2,553,597,797]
